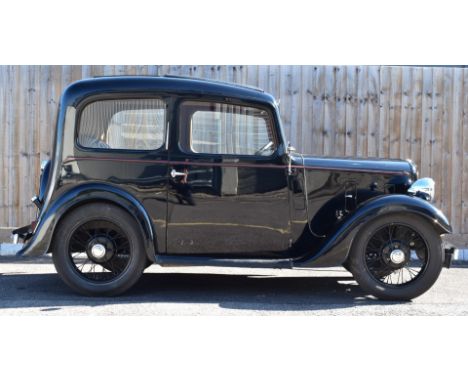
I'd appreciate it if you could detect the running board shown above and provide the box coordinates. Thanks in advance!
[155,255,294,269]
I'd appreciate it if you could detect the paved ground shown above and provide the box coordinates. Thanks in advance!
[0,256,467,315]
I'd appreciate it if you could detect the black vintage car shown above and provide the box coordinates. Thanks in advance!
[14,76,454,299]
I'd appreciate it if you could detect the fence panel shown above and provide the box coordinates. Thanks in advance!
[0,65,466,234]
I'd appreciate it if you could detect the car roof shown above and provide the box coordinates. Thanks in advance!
[61,75,277,107]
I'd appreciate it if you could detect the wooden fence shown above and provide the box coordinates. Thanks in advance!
[1,65,467,235]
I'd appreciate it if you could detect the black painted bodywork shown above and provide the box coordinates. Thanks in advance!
[16,76,452,268]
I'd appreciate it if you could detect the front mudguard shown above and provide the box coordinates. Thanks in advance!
[16,183,158,261]
[294,194,452,268]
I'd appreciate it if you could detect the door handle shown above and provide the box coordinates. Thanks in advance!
[171,169,186,178]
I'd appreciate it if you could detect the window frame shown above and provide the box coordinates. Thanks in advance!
[75,95,169,154]
[178,99,279,159]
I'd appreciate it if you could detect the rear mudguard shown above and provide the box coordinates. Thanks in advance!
[17,183,157,261]
[294,194,452,268]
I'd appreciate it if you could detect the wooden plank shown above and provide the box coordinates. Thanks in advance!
[43,66,54,154]
[278,66,292,144]
[20,66,29,223]
[4,66,12,224]
[388,66,402,159]
[16,66,27,225]
[345,66,357,156]
[246,65,258,88]
[378,66,391,158]
[212,64,223,81]
[366,66,379,158]
[181,65,192,77]
[205,64,213,80]
[334,66,347,157]
[408,67,423,168]
[39,66,51,161]
[91,65,105,77]
[137,65,148,76]
[157,65,170,77]
[200,65,212,78]
[399,66,412,160]
[0,66,6,223]
[289,65,302,149]
[301,66,313,154]
[257,66,269,96]
[238,65,248,87]
[147,65,158,76]
[29,67,40,221]
[224,65,234,84]
[430,67,444,208]
[440,68,454,231]
[462,68,468,233]
[312,66,325,156]
[232,65,242,84]
[8,74,15,224]
[7,66,17,225]
[106,65,117,76]
[28,66,40,223]
[450,68,463,234]
[81,65,92,79]
[196,65,207,80]
[267,65,280,104]
[323,66,336,156]
[420,67,433,178]
[198,65,208,81]
[191,65,202,78]
[70,65,82,82]
[113,65,126,76]
[356,66,368,157]
[215,64,225,82]
[206,65,215,80]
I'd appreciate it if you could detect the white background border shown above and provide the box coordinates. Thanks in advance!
[1,1,467,380]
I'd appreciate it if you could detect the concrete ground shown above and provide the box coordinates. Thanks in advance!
[0,256,467,315]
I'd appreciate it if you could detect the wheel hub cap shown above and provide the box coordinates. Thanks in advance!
[86,237,115,263]
[91,243,106,260]
[389,249,406,264]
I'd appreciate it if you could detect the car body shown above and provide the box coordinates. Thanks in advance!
[13,76,454,299]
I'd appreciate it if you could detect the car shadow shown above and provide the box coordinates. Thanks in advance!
[0,270,408,312]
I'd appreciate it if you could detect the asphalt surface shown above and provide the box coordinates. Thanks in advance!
[0,256,467,315]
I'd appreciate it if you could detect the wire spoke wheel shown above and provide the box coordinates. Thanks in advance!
[349,214,444,300]
[364,223,428,287]
[68,219,132,283]
[53,203,147,296]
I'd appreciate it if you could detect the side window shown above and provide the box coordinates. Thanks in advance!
[180,101,276,156]
[78,98,166,150]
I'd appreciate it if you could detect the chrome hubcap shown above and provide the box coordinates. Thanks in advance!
[91,243,107,260]
[389,249,406,264]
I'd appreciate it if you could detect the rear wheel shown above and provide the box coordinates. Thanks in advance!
[52,203,147,296]
[348,214,444,300]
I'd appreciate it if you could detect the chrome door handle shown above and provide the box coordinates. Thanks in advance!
[171,169,186,178]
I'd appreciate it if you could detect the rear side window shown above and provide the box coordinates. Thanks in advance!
[180,101,276,156]
[78,98,166,150]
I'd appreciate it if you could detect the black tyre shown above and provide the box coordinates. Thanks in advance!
[348,213,444,300]
[52,203,147,296]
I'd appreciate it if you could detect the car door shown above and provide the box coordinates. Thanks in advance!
[74,96,170,253]
[166,99,291,257]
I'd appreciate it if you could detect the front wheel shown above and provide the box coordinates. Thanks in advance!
[52,203,147,296]
[348,214,444,300]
